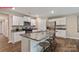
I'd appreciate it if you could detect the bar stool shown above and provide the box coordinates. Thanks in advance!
[39,41,50,52]
[45,38,57,51]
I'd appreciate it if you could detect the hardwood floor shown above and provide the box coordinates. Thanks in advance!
[55,38,79,52]
[0,34,79,52]
[0,34,21,52]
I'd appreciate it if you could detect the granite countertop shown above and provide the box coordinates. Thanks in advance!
[56,28,66,30]
[11,30,25,32]
[20,31,51,41]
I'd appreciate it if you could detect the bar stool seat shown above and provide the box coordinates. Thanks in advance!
[39,42,50,52]
[46,38,57,51]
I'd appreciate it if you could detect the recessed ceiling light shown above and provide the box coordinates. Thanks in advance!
[51,10,54,14]
[12,7,15,10]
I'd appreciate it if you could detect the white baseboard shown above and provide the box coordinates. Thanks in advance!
[56,36,79,40]
[66,36,79,40]
[8,40,12,43]
[8,40,15,44]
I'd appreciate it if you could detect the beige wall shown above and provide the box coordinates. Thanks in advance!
[66,15,77,33]
[66,15,79,39]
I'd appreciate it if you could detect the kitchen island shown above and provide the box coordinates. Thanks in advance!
[21,31,51,52]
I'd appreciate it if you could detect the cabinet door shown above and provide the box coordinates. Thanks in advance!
[13,16,19,25]
[13,31,25,43]
[56,20,60,25]
[55,17,66,25]
[18,17,24,25]
[31,19,36,26]
[59,17,66,25]
[56,30,66,38]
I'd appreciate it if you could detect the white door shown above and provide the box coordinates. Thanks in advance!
[1,19,9,37]
[2,20,5,36]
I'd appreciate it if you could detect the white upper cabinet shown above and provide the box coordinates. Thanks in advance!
[23,16,31,22]
[31,19,36,26]
[12,16,19,25]
[58,17,66,25]
[18,16,24,25]
[12,16,24,25]
[51,17,66,25]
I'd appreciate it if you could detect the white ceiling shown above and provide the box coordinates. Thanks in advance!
[1,7,79,18]
[14,7,79,18]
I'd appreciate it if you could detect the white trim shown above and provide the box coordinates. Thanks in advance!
[8,40,15,44]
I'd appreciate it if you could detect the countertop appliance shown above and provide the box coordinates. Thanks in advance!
[23,21,33,33]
